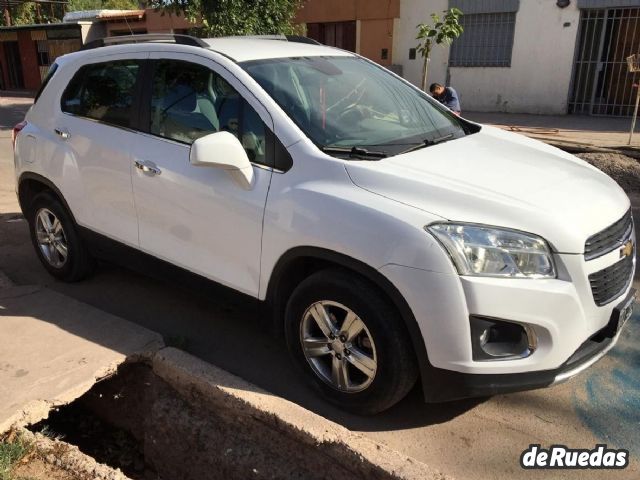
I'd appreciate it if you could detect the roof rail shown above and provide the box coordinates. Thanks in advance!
[216,34,321,45]
[284,35,321,45]
[80,33,208,51]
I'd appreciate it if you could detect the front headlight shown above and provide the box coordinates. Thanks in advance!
[427,223,556,278]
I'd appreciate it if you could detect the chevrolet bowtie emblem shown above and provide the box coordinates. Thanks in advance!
[620,240,634,258]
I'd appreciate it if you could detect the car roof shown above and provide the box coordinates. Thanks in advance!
[203,37,354,62]
[54,36,356,68]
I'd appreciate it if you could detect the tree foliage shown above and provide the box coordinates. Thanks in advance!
[0,0,140,26]
[151,0,303,37]
[66,0,139,12]
[67,0,102,11]
[416,8,463,91]
[10,2,36,25]
[1,1,65,26]
[3,0,299,33]
[102,0,140,9]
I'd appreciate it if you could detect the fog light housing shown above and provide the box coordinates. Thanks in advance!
[470,316,537,361]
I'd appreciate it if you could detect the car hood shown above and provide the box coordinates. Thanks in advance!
[345,126,630,254]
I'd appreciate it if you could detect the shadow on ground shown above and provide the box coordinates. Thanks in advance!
[0,98,32,131]
[0,212,479,431]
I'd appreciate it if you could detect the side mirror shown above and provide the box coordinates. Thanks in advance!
[190,131,254,189]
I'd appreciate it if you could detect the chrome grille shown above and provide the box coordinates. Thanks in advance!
[589,255,634,306]
[584,209,633,261]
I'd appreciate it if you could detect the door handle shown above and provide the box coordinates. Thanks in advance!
[54,128,70,140]
[134,160,161,176]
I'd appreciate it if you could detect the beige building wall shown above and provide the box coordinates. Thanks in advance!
[394,0,581,114]
[393,0,448,89]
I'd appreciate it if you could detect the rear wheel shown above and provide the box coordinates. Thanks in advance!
[285,269,418,414]
[28,192,94,282]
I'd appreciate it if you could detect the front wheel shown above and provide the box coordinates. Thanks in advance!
[285,269,418,414]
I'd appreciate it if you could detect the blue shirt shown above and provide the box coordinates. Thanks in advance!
[434,87,461,113]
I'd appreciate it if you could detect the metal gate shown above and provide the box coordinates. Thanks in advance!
[569,7,640,116]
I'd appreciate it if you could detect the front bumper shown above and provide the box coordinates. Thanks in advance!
[418,289,634,402]
[379,242,635,402]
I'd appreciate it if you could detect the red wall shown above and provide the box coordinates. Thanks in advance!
[0,43,9,90]
[18,31,40,90]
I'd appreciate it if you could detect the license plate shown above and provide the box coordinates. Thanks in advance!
[617,296,634,333]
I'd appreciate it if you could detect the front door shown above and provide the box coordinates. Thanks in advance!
[130,53,273,297]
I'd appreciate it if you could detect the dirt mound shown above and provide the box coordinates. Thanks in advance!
[576,152,640,193]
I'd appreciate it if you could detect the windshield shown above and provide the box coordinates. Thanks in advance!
[241,56,469,158]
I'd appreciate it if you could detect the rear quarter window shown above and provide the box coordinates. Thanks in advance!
[60,60,141,129]
[33,63,58,104]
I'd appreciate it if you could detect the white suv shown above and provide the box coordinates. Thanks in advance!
[13,34,635,414]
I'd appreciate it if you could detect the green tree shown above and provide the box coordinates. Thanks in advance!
[416,8,463,91]
[11,2,36,24]
[102,0,140,9]
[66,0,139,11]
[1,2,35,26]
[67,0,102,11]
[151,0,303,37]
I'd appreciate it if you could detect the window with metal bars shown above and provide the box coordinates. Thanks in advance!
[449,12,516,67]
[35,40,50,67]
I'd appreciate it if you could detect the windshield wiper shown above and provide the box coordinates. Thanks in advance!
[398,133,456,155]
[321,146,388,159]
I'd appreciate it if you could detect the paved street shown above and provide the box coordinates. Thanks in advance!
[1,97,639,479]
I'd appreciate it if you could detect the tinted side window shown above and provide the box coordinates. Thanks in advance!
[150,60,217,143]
[149,60,267,165]
[61,60,140,129]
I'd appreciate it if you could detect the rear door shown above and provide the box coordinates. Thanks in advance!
[129,52,274,296]
[56,53,147,246]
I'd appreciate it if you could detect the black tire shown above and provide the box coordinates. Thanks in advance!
[27,191,94,282]
[285,268,418,414]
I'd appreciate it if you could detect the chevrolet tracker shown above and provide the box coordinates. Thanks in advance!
[13,34,635,414]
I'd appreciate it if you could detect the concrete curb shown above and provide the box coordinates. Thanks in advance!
[153,347,451,480]
[0,284,165,434]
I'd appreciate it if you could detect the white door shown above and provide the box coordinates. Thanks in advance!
[130,53,274,296]
[56,54,146,246]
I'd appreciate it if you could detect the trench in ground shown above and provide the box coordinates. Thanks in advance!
[26,362,399,480]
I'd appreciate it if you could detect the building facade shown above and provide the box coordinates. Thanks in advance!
[0,23,81,91]
[3,1,638,115]
[298,0,640,116]
[0,8,193,91]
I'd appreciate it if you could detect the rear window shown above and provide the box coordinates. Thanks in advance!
[60,60,141,129]
[33,63,58,104]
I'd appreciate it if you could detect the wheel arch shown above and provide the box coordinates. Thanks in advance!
[266,246,431,394]
[18,172,76,223]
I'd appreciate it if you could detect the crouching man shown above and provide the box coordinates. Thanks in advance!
[429,83,461,115]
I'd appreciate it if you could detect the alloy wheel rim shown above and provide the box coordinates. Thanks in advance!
[300,300,377,393]
[35,208,68,268]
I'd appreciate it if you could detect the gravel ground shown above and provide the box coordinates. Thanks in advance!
[576,152,640,193]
